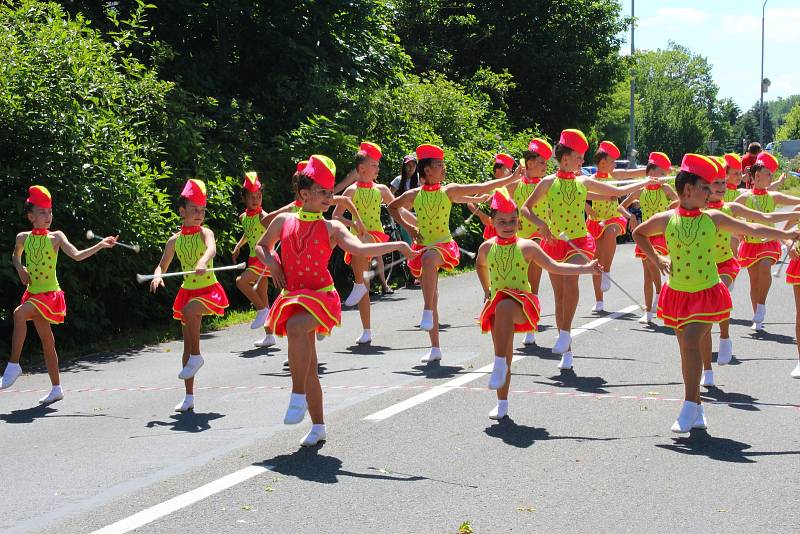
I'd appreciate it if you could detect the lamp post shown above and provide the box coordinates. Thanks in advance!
[759,0,768,144]
[629,0,636,168]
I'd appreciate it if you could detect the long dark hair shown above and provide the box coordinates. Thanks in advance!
[397,158,419,195]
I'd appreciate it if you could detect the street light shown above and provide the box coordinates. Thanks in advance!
[759,0,768,143]
[629,0,636,168]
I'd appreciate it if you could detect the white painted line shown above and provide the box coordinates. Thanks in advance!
[89,465,268,534]
[364,305,639,422]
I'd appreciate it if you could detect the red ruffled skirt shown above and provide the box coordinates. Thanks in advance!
[635,234,668,259]
[717,257,741,281]
[737,240,780,268]
[478,289,540,333]
[407,241,461,278]
[173,282,229,323]
[344,231,389,265]
[266,288,341,337]
[246,255,270,277]
[587,217,627,239]
[657,282,732,330]
[786,257,800,285]
[21,290,66,324]
[541,234,595,262]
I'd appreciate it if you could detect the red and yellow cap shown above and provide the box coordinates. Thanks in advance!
[648,152,671,171]
[296,160,309,173]
[302,154,336,189]
[27,185,52,209]
[490,187,517,213]
[558,129,589,154]
[527,138,553,160]
[710,157,726,179]
[680,154,717,183]
[495,153,515,169]
[756,151,779,173]
[181,179,207,206]
[243,171,261,192]
[598,140,621,160]
[723,153,742,171]
[416,144,445,160]
[359,142,382,161]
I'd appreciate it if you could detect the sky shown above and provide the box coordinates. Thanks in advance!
[617,0,800,111]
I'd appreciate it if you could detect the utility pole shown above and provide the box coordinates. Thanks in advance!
[629,0,636,168]
[759,0,768,143]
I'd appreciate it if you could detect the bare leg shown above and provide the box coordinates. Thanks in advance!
[10,302,39,363]
[794,286,800,364]
[31,314,59,386]
[701,328,713,371]
[256,275,273,335]
[676,323,710,403]
[429,283,440,348]
[286,313,318,394]
[549,272,564,331]
[305,330,324,424]
[236,270,266,310]
[746,263,760,314]
[528,260,543,296]
[592,228,620,301]
[492,299,526,401]
[754,259,772,307]
[719,274,733,340]
[374,255,390,292]
[180,300,206,395]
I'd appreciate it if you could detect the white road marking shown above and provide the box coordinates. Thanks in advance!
[89,465,268,534]
[364,305,640,421]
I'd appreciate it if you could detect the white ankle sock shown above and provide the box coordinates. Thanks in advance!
[290,393,306,406]
[51,385,62,395]
[311,423,325,434]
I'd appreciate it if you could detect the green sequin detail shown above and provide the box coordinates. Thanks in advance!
[589,177,619,220]
[639,187,670,220]
[514,182,548,237]
[242,213,264,258]
[25,233,60,293]
[175,231,217,289]
[352,186,383,233]
[546,178,588,239]
[488,242,530,297]
[723,188,740,203]
[706,203,734,264]
[665,212,719,292]
[413,189,452,245]
[744,193,775,243]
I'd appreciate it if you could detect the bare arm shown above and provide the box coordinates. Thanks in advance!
[632,212,672,275]
[466,203,492,226]
[329,220,416,259]
[767,173,786,191]
[663,184,678,201]
[727,202,800,224]
[446,165,525,202]
[194,228,217,274]
[334,168,358,194]
[610,167,647,179]
[620,190,642,209]
[475,241,492,300]
[771,191,800,207]
[388,189,420,240]
[255,213,290,289]
[521,239,601,276]
[711,210,800,242]
[584,177,646,197]
[150,234,178,292]
[56,231,116,261]
[12,232,29,286]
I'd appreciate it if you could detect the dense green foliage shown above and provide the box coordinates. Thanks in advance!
[775,102,800,142]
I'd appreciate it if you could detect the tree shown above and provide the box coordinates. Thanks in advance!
[736,102,774,145]
[775,102,800,142]
[393,0,628,137]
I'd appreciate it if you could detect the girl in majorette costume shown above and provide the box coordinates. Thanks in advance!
[520,129,646,370]
[586,141,647,313]
[388,144,524,364]
[783,221,800,379]
[477,188,600,420]
[1,186,117,403]
[150,179,230,412]
[698,157,799,385]
[256,155,415,446]
[633,154,799,433]
[620,152,677,324]
[335,142,397,345]
[732,152,800,331]
[232,172,277,348]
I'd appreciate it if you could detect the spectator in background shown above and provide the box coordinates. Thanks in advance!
[390,153,418,195]
[742,142,762,188]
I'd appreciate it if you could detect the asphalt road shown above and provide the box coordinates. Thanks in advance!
[1,241,799,534]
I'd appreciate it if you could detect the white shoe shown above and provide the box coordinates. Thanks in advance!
[489,400,508,420]
[638,312,655,324]
[355,330,372,344]
[250,307,270,329]
[488,357,508,390]
[591,301,604,313]
[419,310,434,331]
[717,338,733,365]
[558,351,574,370]
[420,347,442,363]
[0,362,22,389]
[700,369,715,387]
[671,401,699,433]
[38,387,64,405]
[791,362,800,378]
[254,334,277,347]
[175,395,194,412]
[522,332,536,345]
[600,272,611,292]
[692,404,708,429]
[283,393,307,425]
[551,330,571,354]
[178,355,204,380]
[300,425,327,447]
[751,321,764,332]
[753,304,766,323]
[344,283,368,306]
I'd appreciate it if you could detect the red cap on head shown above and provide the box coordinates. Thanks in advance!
[558,129,589,154]
[27,185,52,209]
[527,138,553,160]
[490,187,517,213]
[302,155,336,189]
[648,152,671,171]
[723,153,742,171]
[710,157,726,179]
[680,154,717,183]
[296,160,308,173]
[359,142,382,161]
[599,140,621,160]
[756,151,779,173]
[416,144,445,160]
[494,153,515,169]
[243,171,261,192]
[181,179,207,206]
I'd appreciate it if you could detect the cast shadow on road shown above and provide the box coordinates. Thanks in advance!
[701,386,799,411]
[260,365,369,379]
[232,346,281,359]
[0,404,117,424]
[745,329,796,345]
[656,429,800,463]
[533,371,681,395]
[335,344,396,355]
[144,411,225,433]
[396,323,452,332]
[393,362,465,379]
[484,417,625,448]
[257,449,427,485]
[629,323,675,336]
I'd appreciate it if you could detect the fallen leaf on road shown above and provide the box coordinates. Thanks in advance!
[517,507,536,512]
[646,391,659,396]
[264,486,274,493]
[457,521,473,534]
[640,405,648,411]
[378,467,393,475]
[241,505,253,511]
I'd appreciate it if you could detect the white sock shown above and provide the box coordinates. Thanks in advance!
[7,362,21,371]
[183,393,193,402]
[51,385,63,395]
[497,400,508,411]
[311,423,326,434]
[290,392,306,406]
